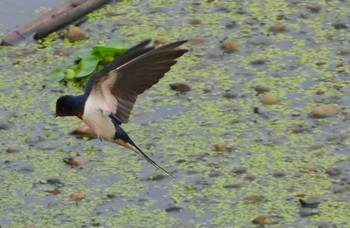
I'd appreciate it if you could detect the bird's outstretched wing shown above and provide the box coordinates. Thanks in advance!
[85,40,188,123]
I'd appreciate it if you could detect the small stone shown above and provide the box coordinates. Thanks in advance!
[331,184,347,194]
[223,183,242,189]
[189,18,201,25]
[245,174,256,181]
[299,197,322,208]
[66,26,88,42]
[154,38,167,45]
[131,111,142,117]
[70,192,85,201]
[6,147,17,153]
[63,156,86,166]
[268,24,286,33]
[222,92,237,99]
[225,20,237,29]
[221,40,238,52]
[165,206,183,213]
[325,166,342,176]
[44,187,61,195]
[46,178,64,186]
[215,144,226,152]
[261,95,278,105]
[255,85,270,95]
[338,49,349,56]
[252,215,273,225]
[169,82,191,93]
[232,167,247,175]
[310,105,339,118]
[0,121,11,130]
[148,174,166,181]
[333,23,348,30]
[107,193,116,199]
[306,4,321,13]
[188,37,205,44]
[272,171,286,178]
[304,164,318,172]
[250,59,267,65]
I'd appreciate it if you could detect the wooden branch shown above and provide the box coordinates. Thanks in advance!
[1,0,110,46]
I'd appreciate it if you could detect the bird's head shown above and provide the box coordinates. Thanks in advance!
[55,95,82,117]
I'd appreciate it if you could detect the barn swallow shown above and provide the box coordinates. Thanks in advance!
[55,39,188,179]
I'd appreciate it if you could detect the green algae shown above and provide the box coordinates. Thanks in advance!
[1,0,350,227]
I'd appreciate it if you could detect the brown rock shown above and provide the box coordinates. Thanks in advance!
[221,40,238,52]
[252,215,273,225]
[70,192,85,201]
[66,26,88,42]
[215,144,226,152]
[169,82,191,93]
[261,95,278,105]
[310,105,339,118]
[269,24,286,33]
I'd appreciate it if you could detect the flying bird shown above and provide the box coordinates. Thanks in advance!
[55,39,188,179]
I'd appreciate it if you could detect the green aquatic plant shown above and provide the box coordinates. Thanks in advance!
[49,40,128,82]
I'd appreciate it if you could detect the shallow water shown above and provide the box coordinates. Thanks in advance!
[1,0,350,227]
[0,0,64,32]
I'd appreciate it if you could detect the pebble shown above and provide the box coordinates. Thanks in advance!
[325,166,342,176]
[221,40,238,52]
[63,156,86,166]
[250,59,267,65]
[44,187,61,195]
[169,82,191,93]
[225,20,237,29]
[189,18,201,25]
[165,206,183,213]
[331,184,347,194]
[70,192,85,201]
[269,24,286,33]
[252,215,273,225]
[255,85,270,95]
[6,147,18,153]
[215,143,227,152]
[66,26,88,42]
[306,4,321,13]
[303,164,318,172]
[310,104,339,118]
[232,167,247,175]
[299,197,321,208]
[154,38,167,45]
[46,178,64,187]
[0,121,11,130]
[333,23,348,30]
[261,95,278,105]
[222,92,237,99]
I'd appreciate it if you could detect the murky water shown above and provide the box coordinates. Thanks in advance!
[0,0,64,32]
[1,0,350,227]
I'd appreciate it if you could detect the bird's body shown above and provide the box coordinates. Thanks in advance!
[55,39,187,179]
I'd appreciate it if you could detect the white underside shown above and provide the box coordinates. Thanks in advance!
[82,95,116,141]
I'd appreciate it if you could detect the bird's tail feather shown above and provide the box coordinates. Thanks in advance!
[116,139,175,180]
